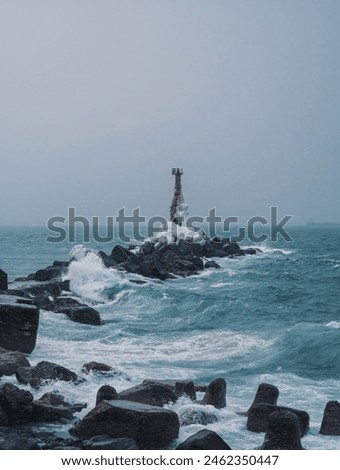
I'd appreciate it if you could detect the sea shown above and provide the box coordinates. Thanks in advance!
[0,224,340,450]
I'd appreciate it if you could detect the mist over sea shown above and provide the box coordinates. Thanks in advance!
[1,225,340,449]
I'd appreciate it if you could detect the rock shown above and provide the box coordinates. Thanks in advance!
[247,403,309,437]
[69,400,180,449]
[204,260,221,269]
[8,280,70,309]
[0,269,8,291]
[258,410,303,450]
[16,361,82,388]
[111,245,137,264]
[174,381,196,401]
[320,401,340,435]
[96,385,118,406]
[178,405,218,426]
[0,383,34,425]
[117,382,177,407]
[81,435,139,450]
[31,402,74,423]
[0,348,31,376]
[176,429,232,450]
[201,378,227,409]
[0,294,39,354]
[34,265,65,281]
[36,392,86,413]
[82,362,114,374]
[246,383,279,414]
[62,306,102,325]
[223,242,245,257]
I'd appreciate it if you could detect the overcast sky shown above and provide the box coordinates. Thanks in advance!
[0,0,339,226]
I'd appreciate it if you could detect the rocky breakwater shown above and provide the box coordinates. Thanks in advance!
[97,234,260,281]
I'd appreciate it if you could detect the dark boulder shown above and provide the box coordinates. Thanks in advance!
[62,306,102,325]
[98,251,117,268]
[96,385,118,406]
[246,383,279,415]
[81,435,139,450]
[0,383,34,425]
[8,280,70,309]
[142,379,196,401]
[320,401,340,435]
[16,361,82,388]
[0,269,8,291]
[0,347,31,376]
[31,402,74,423]
[247,403,309,437]
[82,361,114,374]
[111,245,137,264]
[204,260,221,269]
[223,242,245,257]
[34,264,67,282]
[137,253,171,280]
[0,294,39,354]
[258,410,303,450]
[178,405,218,426]
[117,381,177,407]
[201,378,227,409]
[176,429,232,450]
[69,400,180,449]
[36,391,86,413]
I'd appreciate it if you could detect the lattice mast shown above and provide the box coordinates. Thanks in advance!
[170,168,185,226]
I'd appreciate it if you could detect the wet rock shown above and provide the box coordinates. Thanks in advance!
[201,378,227,409]
[178,405,218,426]
[258,410,303,450]
[111,245,137,264]
[82,362,114,374]
[204,260,221,269]
[223,242,245,257]
[69,400,180,449]
[62,306,102,325]
[8,280,70,309]
[0,294,39,354]
[176,429,232,450]
[16,361,82,388]
[247,403,309,437]
[0,347,31,376]
[174,381,196,401]
[246,383,279,415]
[81,435,139,450]
[96,385,118,406]
[34,265,65,282]
[36,392,86,413]
[117,381,177,407]
[0,383,34,425]
[319,401,340,435]
[0,269,8,291]
[31,402,74,423]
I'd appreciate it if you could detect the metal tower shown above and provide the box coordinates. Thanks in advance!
[170,168,187,226]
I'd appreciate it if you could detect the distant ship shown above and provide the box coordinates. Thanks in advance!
[306,218,340,227]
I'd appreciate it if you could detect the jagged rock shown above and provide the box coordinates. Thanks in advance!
[176,429,232,450]
[69,400,180,449]
[16,361,82,388]
[319,401,340,435]
[201,378,227,409]
[174,381,196,401]
[34,265,65,281]
[62,306,102,325]
[0,294,39,354]
[96,385,118,406]
[82,362,113,374]
[204,260,221,269]
[178,405,218,426]
[258,410,303,450]
[0,269,8,291]
[36,392,86,413]
[8,280,70,309]
[81,435,139,450]
[0,383,34,425]
[31,402,74,423]
[117,381,177,406]
[0,348,31,376]
[247,403,309,437]
[111,245,137,264]
[223,242,245,256]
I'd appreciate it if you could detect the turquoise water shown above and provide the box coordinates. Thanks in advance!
[0,226,340,449]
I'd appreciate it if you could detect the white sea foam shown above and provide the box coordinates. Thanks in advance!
[326,321,340,329]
